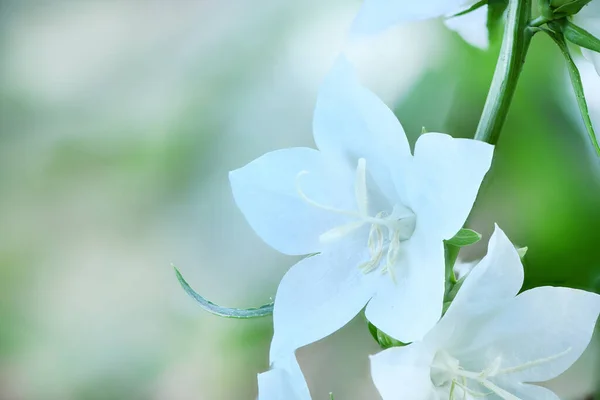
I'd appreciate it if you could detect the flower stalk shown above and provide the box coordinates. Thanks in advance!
[474,0,533,144]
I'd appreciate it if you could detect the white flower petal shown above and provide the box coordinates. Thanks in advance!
[459,286,600,383]
[269,248,376,360]
[313,56,412,203]
[582,48,600,76]
[351,0,466,35]
[258,355,311,400]
[444,5,490,50]
[365,232,445,343]
[442,224,524,324]
[408,133,493,240]
[370,343,437,400]
[230,147,355,256]
[501,383,560,400]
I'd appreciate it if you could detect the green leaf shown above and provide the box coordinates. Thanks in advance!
[516,246,528,259]
[329,393,334,400]
[544,29,600,157]
[562,20,600,53]
[450,0,488,18]
[553,0,592,17]
[173,265,274,318]
[445,228,482,247]
[377,329,408,349]
[366,321,408,349]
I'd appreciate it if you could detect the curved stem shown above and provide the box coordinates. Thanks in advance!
[474,0,533,144]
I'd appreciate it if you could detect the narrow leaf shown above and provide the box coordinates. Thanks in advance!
[563,20,600,53]
[545,29,600,157]
[450,0,488,18]
[445,228,482,247]
[173,266,274,318]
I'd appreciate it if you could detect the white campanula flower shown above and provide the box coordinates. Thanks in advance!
[351,0,492,49]
[573,1,600,75]
[370,225,600,400]
[230,56,493,394]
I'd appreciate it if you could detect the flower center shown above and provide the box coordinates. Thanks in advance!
[430,348,572,400]
[296,158,416,281]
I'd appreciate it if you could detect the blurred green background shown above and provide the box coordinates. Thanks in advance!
[0,1,599,399]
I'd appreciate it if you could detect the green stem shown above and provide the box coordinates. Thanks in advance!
[530,16,550,27]
[474,0,533,144]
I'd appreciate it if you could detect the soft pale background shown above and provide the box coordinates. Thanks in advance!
[0,1,598,399]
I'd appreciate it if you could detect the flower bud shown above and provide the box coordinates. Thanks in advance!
[550,0,573,6]
[550,0,593,16]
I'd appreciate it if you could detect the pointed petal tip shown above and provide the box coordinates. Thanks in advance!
[489,224,519,257]
[491,222,503,235]
[228,166,242,185]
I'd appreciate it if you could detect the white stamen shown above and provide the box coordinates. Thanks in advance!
[478,380,521,400]
[360,223,384,273]
[437,348,572,400]
[296,171,360,218]
[481,356,502,378]
[451,378,490,399]
[296,160,416,281]
[495,347,571,376]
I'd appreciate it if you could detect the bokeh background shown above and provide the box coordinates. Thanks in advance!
[0,1,599,399]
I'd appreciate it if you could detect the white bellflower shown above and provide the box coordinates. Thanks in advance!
[370,225,600,400]
[231,57,493,398]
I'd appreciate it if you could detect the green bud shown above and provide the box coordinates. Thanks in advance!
[550,0,575,6]
[551,0,593,17]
